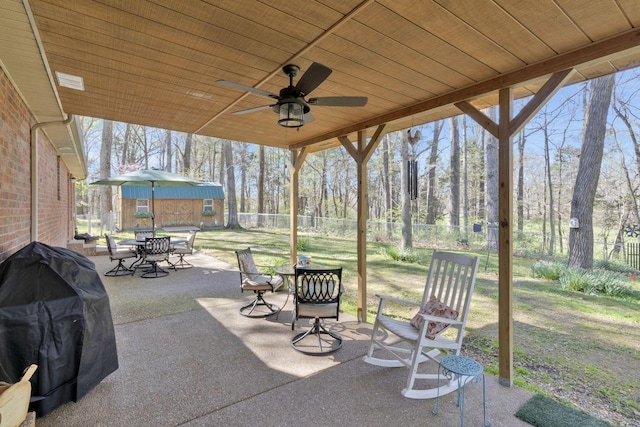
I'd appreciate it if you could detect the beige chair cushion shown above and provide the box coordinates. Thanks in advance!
[297,302,339,318]
[242,275,276,291]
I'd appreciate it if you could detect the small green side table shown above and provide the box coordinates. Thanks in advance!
[432,355,490,427]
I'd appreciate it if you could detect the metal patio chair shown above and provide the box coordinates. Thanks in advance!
[171,230,197,269]
[291,267,343,355]
[235,247,282,317]
[104,234,137,276]
[140,236,171,278]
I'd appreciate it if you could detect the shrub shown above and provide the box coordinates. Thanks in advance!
[531,261,564,280]
[297,238,310,251]
[559,268,631,297]
[533,260,632,297]
[380,246,420,263]
[559,268,591,293]
[595,259,640,275]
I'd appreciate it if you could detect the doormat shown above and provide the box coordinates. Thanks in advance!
[515,394,614,427]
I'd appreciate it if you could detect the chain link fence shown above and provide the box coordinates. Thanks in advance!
[235,213,624,261]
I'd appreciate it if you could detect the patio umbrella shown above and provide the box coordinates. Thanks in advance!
[91,169,203,234]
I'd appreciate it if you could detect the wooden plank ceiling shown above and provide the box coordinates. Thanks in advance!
[26,0,640,152]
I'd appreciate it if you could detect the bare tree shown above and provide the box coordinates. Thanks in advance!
[224,140,240,229]
[98,120,113,231]
[257,145,265,226]
[165,130,173,173]
[382,134,393,237]
[449,116,460,231]
[426,121,442,224]
[568,74,615,269]
[516,128,526,232]
[485,107,499,251]
[98,120,113,217]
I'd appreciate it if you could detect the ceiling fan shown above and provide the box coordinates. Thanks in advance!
[216,62,368,128]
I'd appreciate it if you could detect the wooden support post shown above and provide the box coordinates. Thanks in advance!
[497,87,514,386]
[356,130,368,322]
[340,125,387,322]
[454,69,574,387]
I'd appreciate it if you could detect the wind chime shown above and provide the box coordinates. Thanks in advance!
[407,129,421,201]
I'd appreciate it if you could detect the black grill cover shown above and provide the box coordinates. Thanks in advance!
[0,242,118,416]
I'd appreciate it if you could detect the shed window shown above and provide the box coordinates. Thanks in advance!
[203,199,214,212]
[136,199,149,213]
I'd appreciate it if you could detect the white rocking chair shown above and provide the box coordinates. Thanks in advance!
[363,250,480,399]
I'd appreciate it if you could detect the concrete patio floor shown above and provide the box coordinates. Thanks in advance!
[36,250,535,427]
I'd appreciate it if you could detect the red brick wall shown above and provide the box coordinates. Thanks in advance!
[0,66,75,262]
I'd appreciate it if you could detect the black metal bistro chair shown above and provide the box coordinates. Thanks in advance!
[291,267,343,355]
[140,236,171,278]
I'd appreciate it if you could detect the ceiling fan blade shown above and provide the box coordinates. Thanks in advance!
[303,112,315,124]
[216,80,279,99]
[295,62,332,95]
[308,96,368,107]
[232,104,274,115]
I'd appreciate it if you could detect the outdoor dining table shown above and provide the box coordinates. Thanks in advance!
[274,264,324,286]
[118,236,188,271]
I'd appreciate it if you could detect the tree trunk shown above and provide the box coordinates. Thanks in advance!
[426,121,441,224]
[122,123,130,167]
[517,128,525,232]
[544,116,556,255]
[478,125,486,221]
[183,133,192,174]
[98,120,113,231]
[224,140,241,229]
[449,116,460,231]
[382,134,393,238]
[486,107,499,251]
[257,145,265,226]
[462,116,469,241]
[257,145,265,214]
[568,74,615,269]
[165,130,172,173]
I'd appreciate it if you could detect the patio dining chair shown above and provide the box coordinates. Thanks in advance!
[104,234,137,276]
[171,231,197,269]
[140,236,171,278]
[363,250,479,399]
[291,267,343,355]
[134,229,154,241]
[235,247,283,317]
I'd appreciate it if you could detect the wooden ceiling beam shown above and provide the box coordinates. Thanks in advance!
[291,27,640,149]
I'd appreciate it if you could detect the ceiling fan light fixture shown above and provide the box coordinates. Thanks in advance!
[277,101,304,128]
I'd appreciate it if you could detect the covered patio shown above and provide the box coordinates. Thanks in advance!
[36,251,534,427]
[2,0,640,402]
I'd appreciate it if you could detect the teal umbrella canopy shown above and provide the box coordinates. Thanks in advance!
[90,169,202,187]
[91,169,204,233]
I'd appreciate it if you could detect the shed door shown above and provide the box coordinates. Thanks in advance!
[160,200,193,226]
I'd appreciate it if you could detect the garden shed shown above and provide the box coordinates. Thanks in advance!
[118,182,224,230]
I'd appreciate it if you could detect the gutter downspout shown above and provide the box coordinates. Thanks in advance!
[30,114,74,241]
